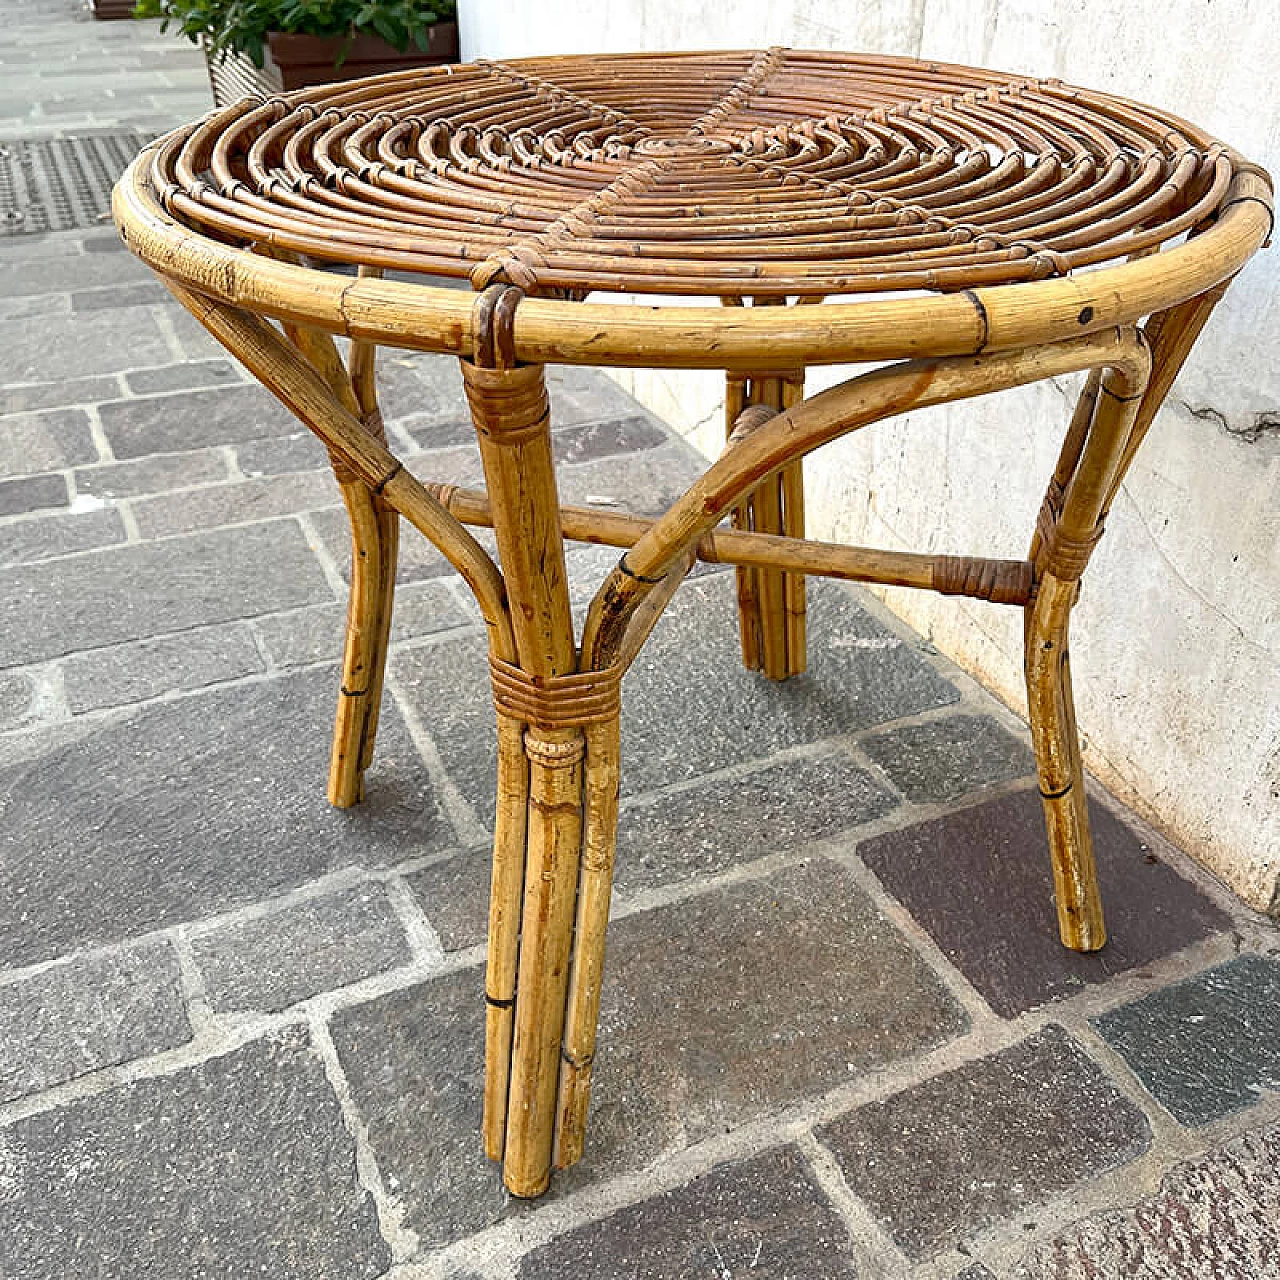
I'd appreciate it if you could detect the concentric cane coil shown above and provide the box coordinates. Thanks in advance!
[145,49,1248,297]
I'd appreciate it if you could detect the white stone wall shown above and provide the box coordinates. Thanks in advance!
[459,0,1280,912]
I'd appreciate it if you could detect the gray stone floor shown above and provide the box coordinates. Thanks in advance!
[2,5,1279,1278]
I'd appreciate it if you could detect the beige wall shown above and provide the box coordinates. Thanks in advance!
[459,1,1280,913]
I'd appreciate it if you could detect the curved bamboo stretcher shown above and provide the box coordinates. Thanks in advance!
[112,49,1271,1198]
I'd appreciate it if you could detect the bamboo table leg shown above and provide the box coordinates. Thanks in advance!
[329,479,399,806]
[1024,341,1151,951]
[725,358,807,680]
[269,305,401,808]
[460,334,625,1198]
[329,328,400,806]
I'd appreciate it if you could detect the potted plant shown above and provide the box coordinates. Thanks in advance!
[133,0,459,105]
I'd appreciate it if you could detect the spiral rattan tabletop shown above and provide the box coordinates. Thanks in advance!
[116,50,1272,369]
[112,50,1272,1201]
[136,48,1260,296]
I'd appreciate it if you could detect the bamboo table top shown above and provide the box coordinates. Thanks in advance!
[117,50,1271,366]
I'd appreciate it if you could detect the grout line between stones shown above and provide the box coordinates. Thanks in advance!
[82,400,114,464]
[148,302,189,364]
[168,927,213,1036]
[793,1129,912,1279]
[296,508,349,600]
[384,666,489,849]
[383,876,446,967]
[828,839,1001,1027]
[221,442,246,482]
[308,1015,424,1265]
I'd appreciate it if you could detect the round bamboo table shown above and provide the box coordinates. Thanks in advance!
[113,49,1271,1198]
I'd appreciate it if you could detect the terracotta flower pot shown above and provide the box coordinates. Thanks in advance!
[90,0,138,18]
[206,22,459,106]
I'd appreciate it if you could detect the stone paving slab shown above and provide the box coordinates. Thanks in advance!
[0,471,68,517]
[235,430,333,478]
[559,858,966,1187]
[73,448,227,501]
[614,748,897,894]
[859,789,1231,1017]
[0,407,98,475]
[98,382,301,458]
[860,713,1034,802]
[0,247,152,298]
[2,305,175,382]
[0,504,126,566]
[1092,953,1280,1126]
[1014,1118,1280,1279]
[0,1028,391,1280]
[0,670,35,730]
[252,579,471,670]
[518,1146,859,1279]
[0,519,332,665]
[0,939,189,1102]
[190,884,411,1014]
[60,623,265,713]
[131,465,341,538]
[124,358,243,396]
[74,446,230,500]
[0,293,72,321]
[0,377,120,420]
[404,848,491,954]
[329,965,508,1249]
[72,279,170,311]
[818,1025,1152,1261]
[0,668,450,967]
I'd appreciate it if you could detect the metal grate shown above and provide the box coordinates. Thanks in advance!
[0,132,151,237]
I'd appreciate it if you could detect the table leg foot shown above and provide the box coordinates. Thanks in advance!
[482,710,621,1195]
[553,716,621,1169]
[1024,571,1106,952]
[499,723,586,1197]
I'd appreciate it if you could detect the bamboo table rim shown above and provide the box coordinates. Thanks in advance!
[111,49,1271,1200]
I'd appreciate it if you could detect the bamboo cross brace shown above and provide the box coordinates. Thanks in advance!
[429,481,1036,605]
[581,326,1151,670]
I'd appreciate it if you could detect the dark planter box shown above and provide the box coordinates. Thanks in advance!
[206,23,459,106]
[90,0,137,18]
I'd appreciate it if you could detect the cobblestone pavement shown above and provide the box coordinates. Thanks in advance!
[2,5,1279,1279]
